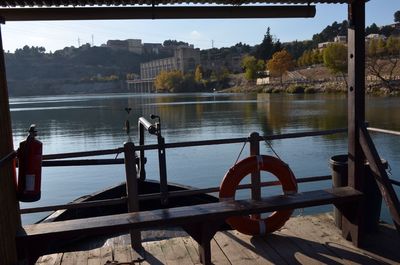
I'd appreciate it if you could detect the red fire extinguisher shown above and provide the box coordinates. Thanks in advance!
[17,124,43,202]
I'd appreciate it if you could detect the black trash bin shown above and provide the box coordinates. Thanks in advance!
[329,154,387,232]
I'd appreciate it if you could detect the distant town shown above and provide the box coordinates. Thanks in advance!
[5,13,400,96]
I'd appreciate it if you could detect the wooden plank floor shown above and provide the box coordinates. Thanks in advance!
[36,213,400,265]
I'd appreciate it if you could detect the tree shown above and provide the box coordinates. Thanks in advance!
[312,20,348,46]
[395,10,400,23]
[163,40,189,47]
[194,65,203,82]
[254,27,282,60]
[367,37,400,92]
[380,26,395,37]
[241,55,265,81]
[154,71,184,92]
[312,49,323,65]
[267,50,294,86]
[366,23,380,35]
[323,43,348,87]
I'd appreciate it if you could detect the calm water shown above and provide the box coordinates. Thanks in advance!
[9,93,400,224]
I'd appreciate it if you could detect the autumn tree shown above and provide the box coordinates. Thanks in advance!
[194,65,203,82]
[241,55,265,81]
[367,36,400,92]
[323,43,348,87]
[154,70,184,92]
[267,50,294,86]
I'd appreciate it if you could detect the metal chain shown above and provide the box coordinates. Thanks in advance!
[233,140,248,165]
[262,137,282,161]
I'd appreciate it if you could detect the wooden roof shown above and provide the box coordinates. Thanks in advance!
[0,0,368,21]
[0,0,357,7]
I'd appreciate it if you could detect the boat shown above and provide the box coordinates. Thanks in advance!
[39,180,220,224]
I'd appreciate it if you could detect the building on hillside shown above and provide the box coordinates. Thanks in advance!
[334,35,347,43]
[200,49,243,74]
[318,36,347,50]
[388,23,400,30]
[106,39,143,54]
[143,43,164,55]
[318,42,334,49]
[365,34,387,41]
[127,46,200,93]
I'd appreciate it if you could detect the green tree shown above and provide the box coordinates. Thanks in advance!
[267,50,294,86]
[312,49,323,65]
[368,39,379,56]
[312,20,348,46]
[365,23,380,35]
[154,70,184,92]
[323,43,348,87]
[254,27,282,60]
[395,10,400,23]
[241,55,265,81]
[377,38,387,55]
[386,36,400,55]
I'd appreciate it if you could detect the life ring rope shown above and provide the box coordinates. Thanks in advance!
[219,155,298,236]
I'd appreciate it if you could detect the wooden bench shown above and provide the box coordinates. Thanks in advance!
[16,186,362,265]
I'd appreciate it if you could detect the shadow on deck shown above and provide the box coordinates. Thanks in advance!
[36,213,400,265]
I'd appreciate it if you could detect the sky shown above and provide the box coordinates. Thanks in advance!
[1,0,400,53]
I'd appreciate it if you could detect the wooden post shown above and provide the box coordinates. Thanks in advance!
[342,0,366,246]
[249,132,261,219]
[123,142,142,250]
[0,24,21,264]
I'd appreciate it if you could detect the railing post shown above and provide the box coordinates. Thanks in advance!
[123,142,142,250]
[249,132,261,218]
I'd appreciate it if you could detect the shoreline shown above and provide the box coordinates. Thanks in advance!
[221,82,400,96]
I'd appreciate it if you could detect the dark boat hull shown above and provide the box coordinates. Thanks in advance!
[40,179,219,223]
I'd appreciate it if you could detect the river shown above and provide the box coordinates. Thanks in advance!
[9,93,400,225]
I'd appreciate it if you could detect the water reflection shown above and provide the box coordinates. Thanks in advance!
[9,93,400,224]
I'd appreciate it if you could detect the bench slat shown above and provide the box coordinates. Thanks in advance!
[17,187,362,243]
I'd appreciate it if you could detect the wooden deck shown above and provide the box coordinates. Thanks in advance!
[35,213,400,265]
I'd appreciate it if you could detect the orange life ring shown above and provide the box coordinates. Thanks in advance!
[219,155,298,236]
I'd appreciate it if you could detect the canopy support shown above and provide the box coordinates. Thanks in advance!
[0,24,21,265]
[342,0,366,247]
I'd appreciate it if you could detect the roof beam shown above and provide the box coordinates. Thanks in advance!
[0,5,316,21]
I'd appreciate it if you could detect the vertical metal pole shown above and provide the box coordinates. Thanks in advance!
[158,134,168,205]
[123,142,142,249]
[138,122,146,180]
[343,0,366,246]
[249,132,261,200]
[0,23,21,265]
[249,132,261,219]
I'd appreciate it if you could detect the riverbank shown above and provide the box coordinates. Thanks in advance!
[221,81,400,96]
[222,65,400,96]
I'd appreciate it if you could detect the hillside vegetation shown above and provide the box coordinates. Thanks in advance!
[5,11,400,96]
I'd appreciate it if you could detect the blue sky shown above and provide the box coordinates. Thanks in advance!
[2,1,400,52]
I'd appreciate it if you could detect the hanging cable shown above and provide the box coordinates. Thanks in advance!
[233,140,248,166]
[262,136,282,161]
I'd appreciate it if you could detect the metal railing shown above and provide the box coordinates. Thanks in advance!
[20,126,347,215]
[367,126,400,187]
